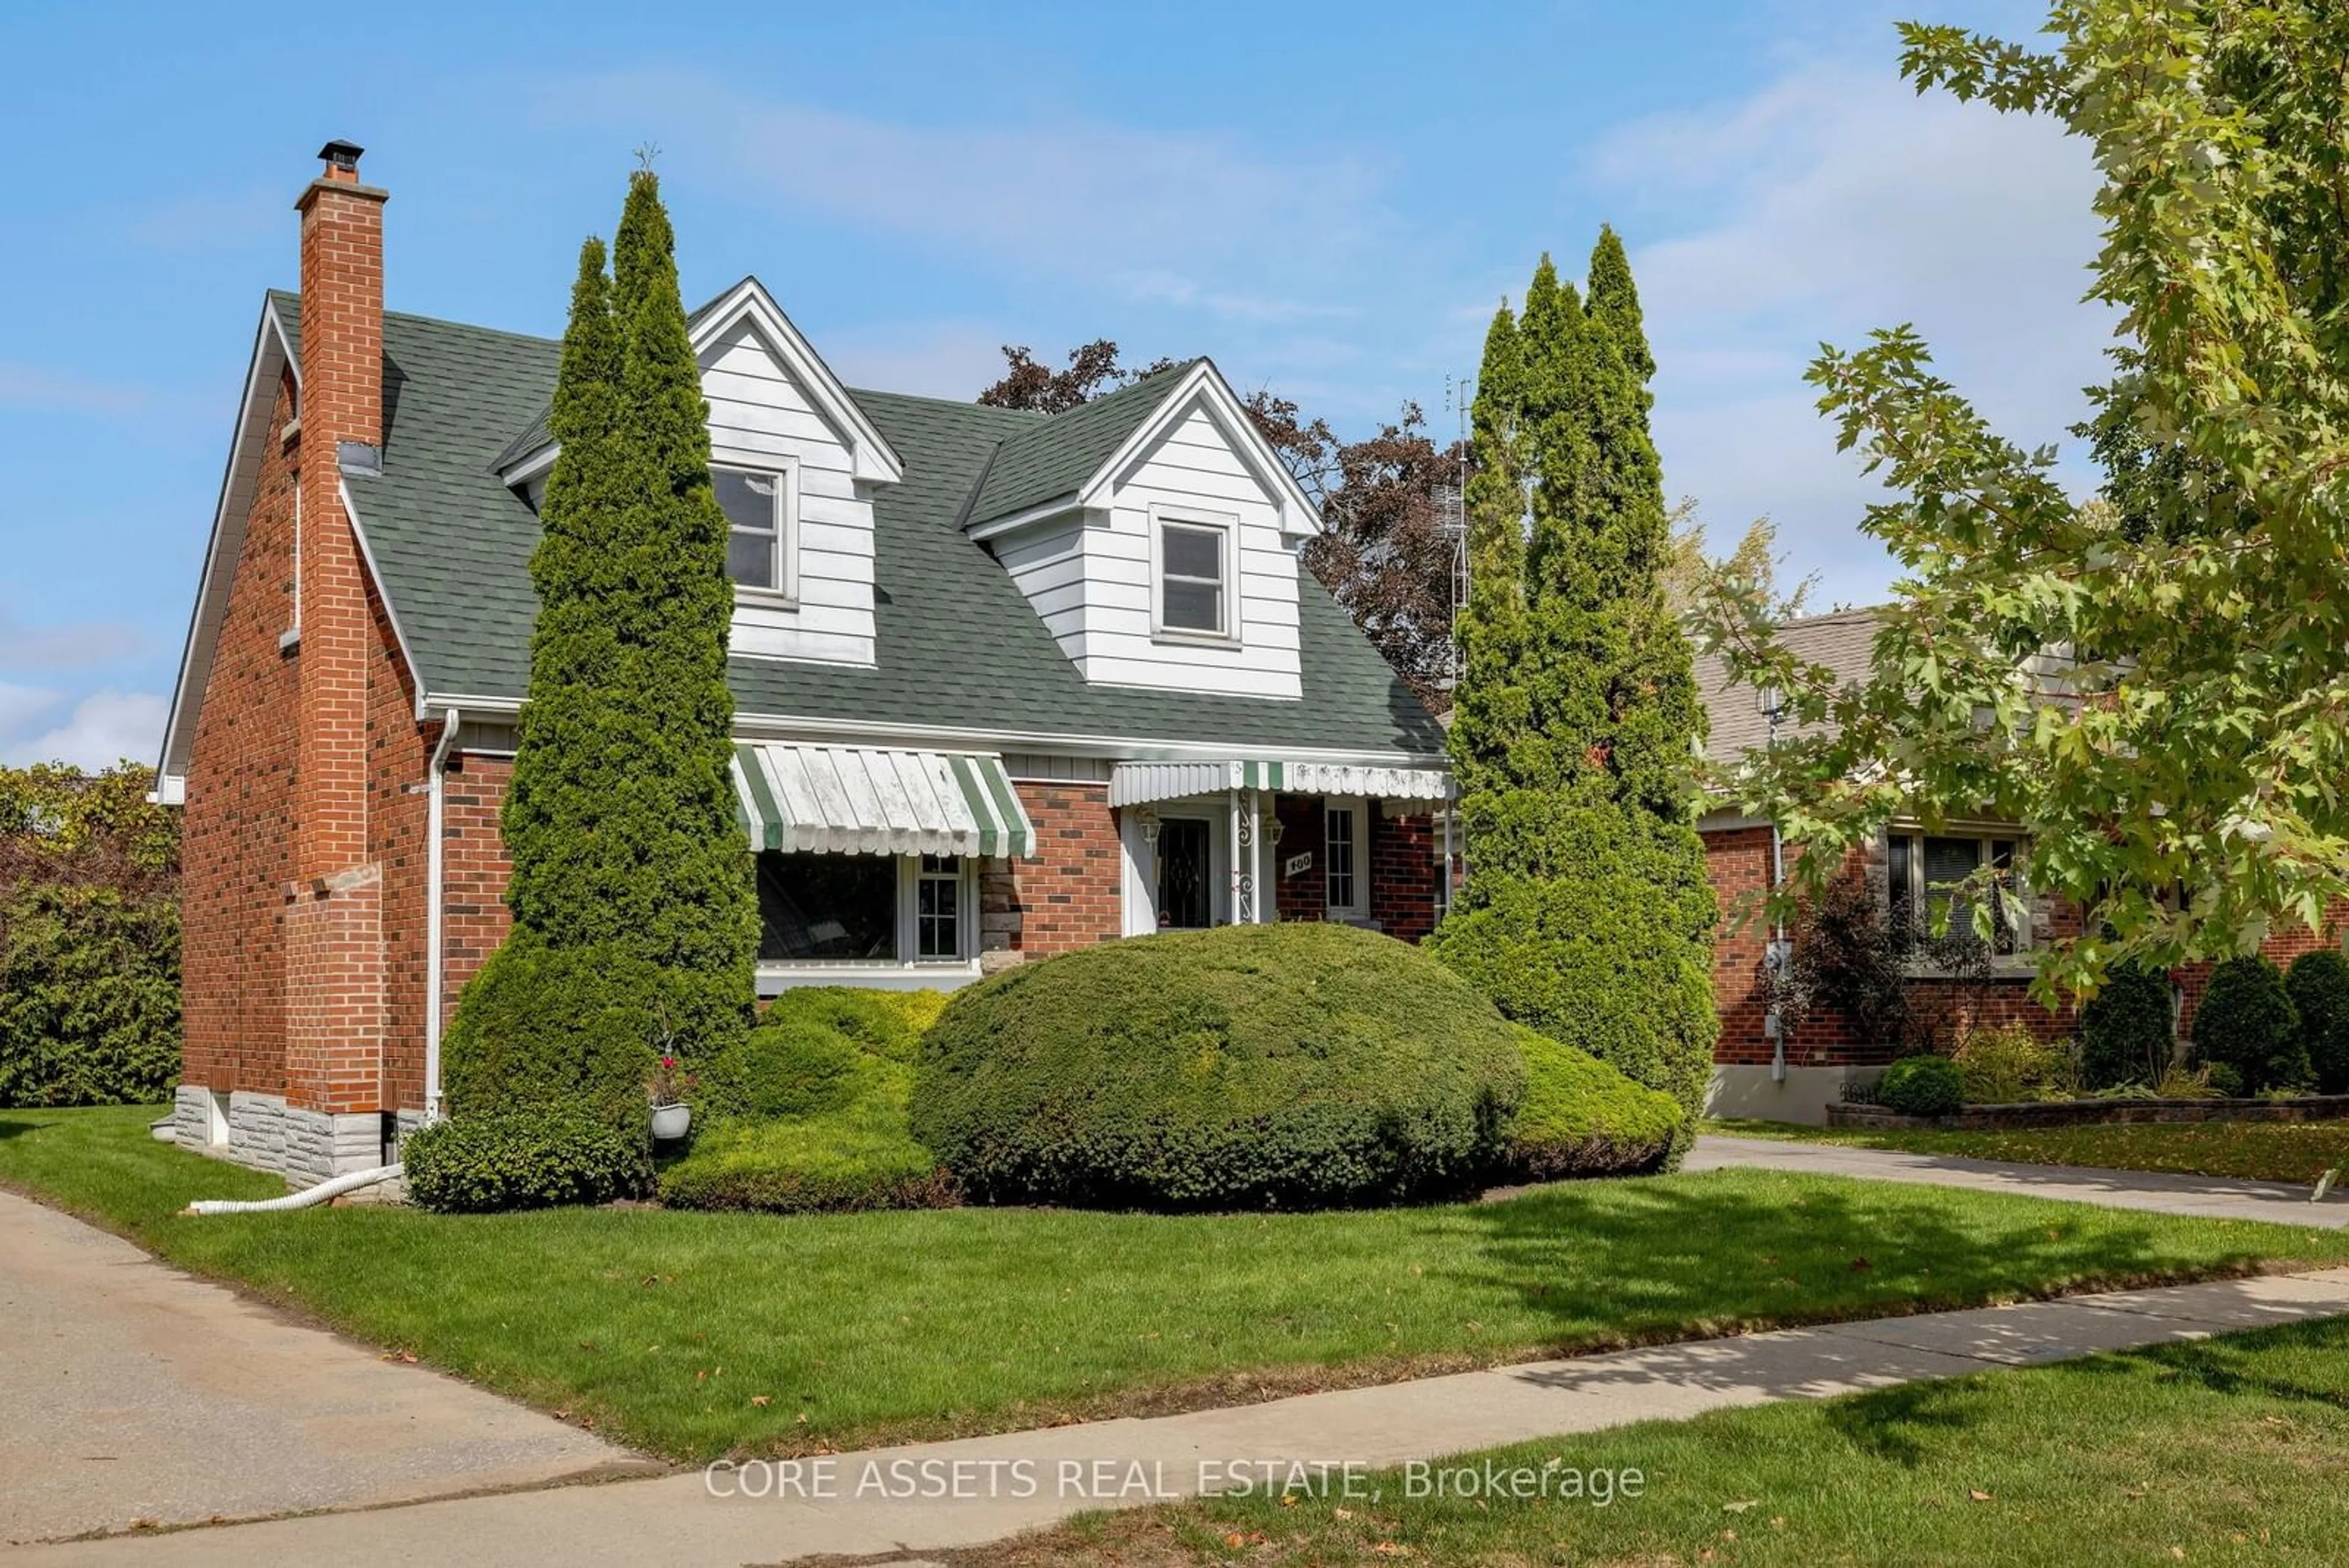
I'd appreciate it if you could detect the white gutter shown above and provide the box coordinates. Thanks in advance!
[423,705,461,1121]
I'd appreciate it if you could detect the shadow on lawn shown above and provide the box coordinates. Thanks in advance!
[1453,1173,2249,1335]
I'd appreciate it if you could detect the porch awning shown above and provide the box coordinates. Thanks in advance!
[1107,759,1453,808]
[732,744,1037,858]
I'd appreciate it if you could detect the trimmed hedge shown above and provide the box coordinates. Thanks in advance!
[1503,1027,1683,1179]
[1879,1055,1965,1118]
[659,988,952,1214]
[442,940,681,1137]
[403,1109,650,1213]
[2193,955,2309,1094]
[2285,949,2349,1094]
[0,885,180,1108]
[911,923,1530,1210]
[2078,962,2174,1090]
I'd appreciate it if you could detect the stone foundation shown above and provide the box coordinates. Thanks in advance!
[171,1083,397,1186]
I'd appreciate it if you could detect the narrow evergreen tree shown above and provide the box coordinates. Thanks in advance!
[1433,233,1718,1149]
[489,173,755,1087]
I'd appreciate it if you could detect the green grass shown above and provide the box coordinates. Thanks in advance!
[1707,1117,2349,1187]
[9,1106,2349,1464]
[981,1317,2349,1566]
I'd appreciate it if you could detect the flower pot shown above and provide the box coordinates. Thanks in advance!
[650,1102,692,1142]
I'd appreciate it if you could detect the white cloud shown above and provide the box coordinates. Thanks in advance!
[1590,59,2117,602]
[0,362,151,415]
[0,610,144,671]
[535,72,1386,311]
[820,321,1025,403]
[3,691,168,771]
[0,682,62,738]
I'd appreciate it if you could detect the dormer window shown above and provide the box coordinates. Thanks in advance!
[714,458,798,602]
[1154,508,1236,642]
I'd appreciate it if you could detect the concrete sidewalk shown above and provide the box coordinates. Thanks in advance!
[16,1267,2349,1567]
[0,1190,655,1548]
[1687,1133,2349,1228]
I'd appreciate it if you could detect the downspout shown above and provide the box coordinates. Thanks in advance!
[423,705,461,1121]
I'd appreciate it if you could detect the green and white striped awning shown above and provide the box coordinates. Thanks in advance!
[732,744,1036,858]
[1107,759,1452,808]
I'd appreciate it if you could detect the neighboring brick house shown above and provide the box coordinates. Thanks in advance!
[1693,607,2348,1122]
[160,145,1453,1183]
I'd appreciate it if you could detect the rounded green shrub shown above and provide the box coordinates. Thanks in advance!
[662,987,954,1214]
[0,884,181,1108]
[403,1109,650,1213]
[2077,961,2174,1091]
[442,939,683,1137]
[656,1112,954,1213]
[911,923,1529,1210]
[1879,1055,1965,1118]
[2285,949,2349,1094]
[1503,1028,1683,1179]
[2192,955,2309,1093]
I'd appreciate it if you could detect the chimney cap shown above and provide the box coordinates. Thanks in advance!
[317,139,365,173]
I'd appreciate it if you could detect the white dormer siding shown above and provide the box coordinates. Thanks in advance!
[702,319,877,666]
[993,387,1305,700]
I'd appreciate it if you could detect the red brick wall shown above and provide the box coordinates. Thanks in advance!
[182,373,302,1098]
[1370,812,1439,942]
[1704,827,2074,1069]
[438,753,515,1026]
[1009,781,1123,953]
[368,584,428,1112]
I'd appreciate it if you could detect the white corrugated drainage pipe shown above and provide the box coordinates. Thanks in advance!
[184,1164,402,1216]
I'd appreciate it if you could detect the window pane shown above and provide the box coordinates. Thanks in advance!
[1162,581,1222,633]
[1887,836,1912,915]
[1163,524,1222,582]
[713,467,780,533]
[727,530,774,588]
[1156,819,1211,929]
[916,859,960,960]
[1923,836,1983,934]
[1326,808,1357,912]
[755,852,896,960]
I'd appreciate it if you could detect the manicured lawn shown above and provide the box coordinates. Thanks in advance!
[977,1317,2349,1566]
[1708,1117,2349,1187]
[8,1105,2349,1463]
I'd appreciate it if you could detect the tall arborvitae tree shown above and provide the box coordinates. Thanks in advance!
[1433,234,1718,1148]
[496,174,755,1069]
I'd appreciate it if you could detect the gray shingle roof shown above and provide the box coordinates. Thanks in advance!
[962,363,1197,527]
[1692,606,1880,765]
[292,292,1442,760]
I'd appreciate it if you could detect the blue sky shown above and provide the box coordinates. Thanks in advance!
[0,0,2106,769]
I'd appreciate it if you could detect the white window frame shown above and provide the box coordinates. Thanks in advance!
[906,853,970,962]
[713,454,800,608]
[1149,504,1239,645]
[1324,795,1370,921]
[1886,830,2031,953]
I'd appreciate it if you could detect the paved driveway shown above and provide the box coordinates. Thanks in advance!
[0,1189,656,1545]
[1688,1134,2349,1228]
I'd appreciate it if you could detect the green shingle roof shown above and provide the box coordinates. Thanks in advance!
[284,291,1442,760]
[961,363,1198,527]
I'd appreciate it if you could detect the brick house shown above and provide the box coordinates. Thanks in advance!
[1694,607,2348,1122]
[159,145,1452,1182]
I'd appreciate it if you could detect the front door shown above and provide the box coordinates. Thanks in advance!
[1156,817,1212,929]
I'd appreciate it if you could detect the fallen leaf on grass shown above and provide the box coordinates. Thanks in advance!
[1969,1490,1993,1503]
[1849,1256,1872,1271]
[1723,1499,1758,1513]
[750,1395,770,1408]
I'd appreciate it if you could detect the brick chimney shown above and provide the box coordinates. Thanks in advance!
[284,141,389,1146]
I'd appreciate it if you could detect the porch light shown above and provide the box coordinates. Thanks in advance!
[1135,806,1161,846]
